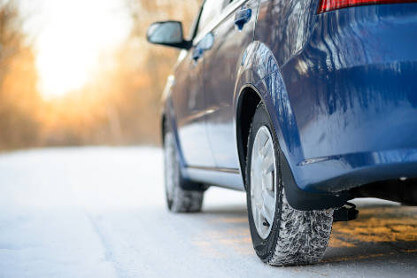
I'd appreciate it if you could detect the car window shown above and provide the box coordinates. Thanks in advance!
[197,0,230,34]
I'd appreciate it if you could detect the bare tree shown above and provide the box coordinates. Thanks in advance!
[0,0,40,150]
[0,0,24,83]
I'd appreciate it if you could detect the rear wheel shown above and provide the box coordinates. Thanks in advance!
[246,103,333,266]
[164,125,204,213]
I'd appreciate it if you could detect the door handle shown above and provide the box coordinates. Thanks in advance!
[192,33,214,62]
[234,7,252,30]
[192,47,203,61]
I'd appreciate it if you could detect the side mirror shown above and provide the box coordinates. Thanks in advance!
[146,21,191,49]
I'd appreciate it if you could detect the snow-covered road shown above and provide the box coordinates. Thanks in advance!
[1,147,417,278]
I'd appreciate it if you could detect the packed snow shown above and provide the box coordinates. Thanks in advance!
[0,147,416,278]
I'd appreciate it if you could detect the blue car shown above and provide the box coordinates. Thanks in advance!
[147,0,417,265]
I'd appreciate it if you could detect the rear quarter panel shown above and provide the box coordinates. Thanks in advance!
[253,1,417,192]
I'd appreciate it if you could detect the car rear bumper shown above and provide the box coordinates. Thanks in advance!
[298,149,417,192]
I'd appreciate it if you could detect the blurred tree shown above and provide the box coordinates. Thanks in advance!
[0,0,41,150]
[0,0,22,81]
[0,0,202,150]
[113,0,201,144]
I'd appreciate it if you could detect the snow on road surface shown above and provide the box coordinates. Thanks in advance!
[0,147,417,278]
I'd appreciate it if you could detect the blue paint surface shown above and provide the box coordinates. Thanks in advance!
[253,2,417,192]
[162,1,417,196]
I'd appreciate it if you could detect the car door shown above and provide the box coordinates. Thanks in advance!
[170,4,217,168]
[202,0,260,169]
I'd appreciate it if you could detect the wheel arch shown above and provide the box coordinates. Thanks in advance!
[161,113,167,144]
[235,85,261,184]
[233,41,348,209]
[161,96,188,171]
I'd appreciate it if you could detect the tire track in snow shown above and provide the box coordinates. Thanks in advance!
[84,211,124,278]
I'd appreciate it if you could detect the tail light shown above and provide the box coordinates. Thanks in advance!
[318,0,417,13]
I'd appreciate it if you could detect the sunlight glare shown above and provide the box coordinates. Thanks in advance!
[31,0,132,98]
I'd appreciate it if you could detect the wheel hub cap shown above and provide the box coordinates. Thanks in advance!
[250,126,277,239]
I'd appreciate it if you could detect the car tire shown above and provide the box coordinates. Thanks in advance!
[246,103,333,266]
[164,123,204,213]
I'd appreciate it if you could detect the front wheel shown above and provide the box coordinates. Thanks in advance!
[246,103,333,266]
[164,126,204,213]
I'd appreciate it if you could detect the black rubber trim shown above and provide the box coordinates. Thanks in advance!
[280,150,350,211]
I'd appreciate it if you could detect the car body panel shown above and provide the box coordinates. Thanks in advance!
[160,0,417,209]
[254,1,417,193]
[203,0,260,169]
[170,41,216,168]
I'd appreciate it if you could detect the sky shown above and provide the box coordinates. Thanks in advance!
[21,0,133,98]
